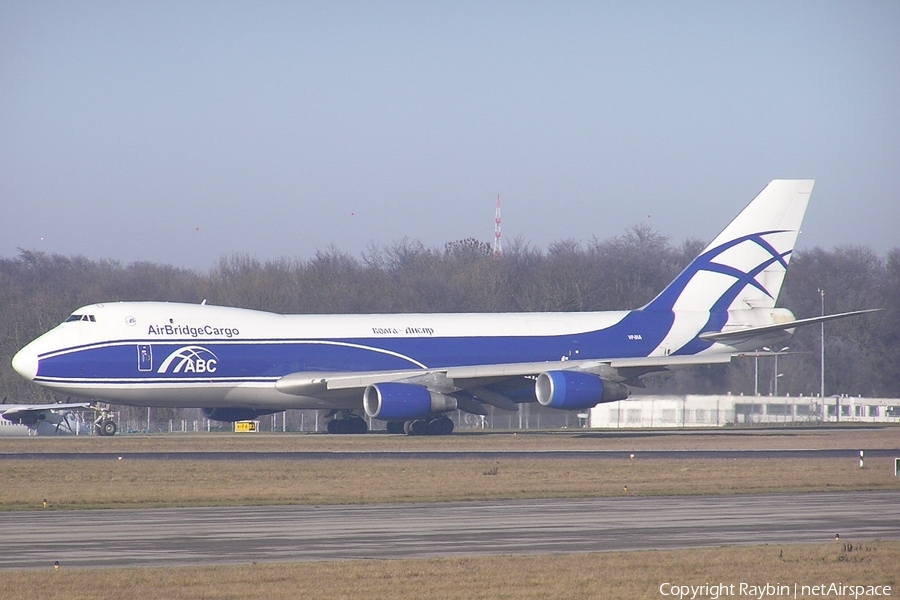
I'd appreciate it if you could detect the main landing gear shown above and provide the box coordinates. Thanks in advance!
[386,415,454,436]
[324,411,454,435]
[325,410,368,434]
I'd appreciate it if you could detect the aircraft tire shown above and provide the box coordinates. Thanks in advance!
[405,419,428,436]
[386,421,405,434]
[101,420,117,436]
[427,417,454,436]
[327,417,368,434]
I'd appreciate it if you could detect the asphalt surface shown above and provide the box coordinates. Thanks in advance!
[2,491,898,570]
[3,448,900,461]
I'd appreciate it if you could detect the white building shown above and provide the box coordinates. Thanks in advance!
[589,394,900,428]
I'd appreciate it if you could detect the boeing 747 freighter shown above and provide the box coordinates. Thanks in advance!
[12,180,876,434]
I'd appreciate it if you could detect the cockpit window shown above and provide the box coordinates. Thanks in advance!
[65,314,96,323]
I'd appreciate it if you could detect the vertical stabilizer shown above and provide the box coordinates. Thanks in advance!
[644,179,814,314]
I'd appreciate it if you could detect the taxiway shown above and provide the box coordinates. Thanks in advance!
[2,491,898,569]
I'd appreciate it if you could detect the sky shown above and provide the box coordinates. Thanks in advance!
[2,2,898,271]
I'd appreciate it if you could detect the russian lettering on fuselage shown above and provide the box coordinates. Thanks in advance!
[372,327,435,335]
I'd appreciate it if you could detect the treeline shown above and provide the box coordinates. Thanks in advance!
[2,226,897,411]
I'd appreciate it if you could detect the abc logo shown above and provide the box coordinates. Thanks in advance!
[157,346,219,375]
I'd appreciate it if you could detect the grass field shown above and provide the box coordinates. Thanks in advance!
[2,456,900,510]
[2,428,898,598]
[2,427,899,510]
[4,541,898,600]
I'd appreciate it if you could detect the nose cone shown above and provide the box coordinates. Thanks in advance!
[12,346,38,381]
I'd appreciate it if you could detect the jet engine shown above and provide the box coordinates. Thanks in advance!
[363,383,457,421]
[535,371,629,410]
[201,407,280,423]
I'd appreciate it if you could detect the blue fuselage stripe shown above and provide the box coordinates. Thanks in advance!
[35,309,681,384]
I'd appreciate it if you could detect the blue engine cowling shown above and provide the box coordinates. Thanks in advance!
[201,407,279,423]
[535,371,629,410]
[363,383,457,421]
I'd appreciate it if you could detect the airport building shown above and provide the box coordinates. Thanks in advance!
[588,394,900,428]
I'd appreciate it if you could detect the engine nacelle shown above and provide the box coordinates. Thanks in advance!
[363,383,457,421]
[535,371,629,410]
[201,407,279,423]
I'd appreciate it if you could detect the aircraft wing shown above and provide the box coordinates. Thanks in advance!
[276,354,736,392]
[0,402,93,429]
[444,353,735,384]
[274,352,736,411]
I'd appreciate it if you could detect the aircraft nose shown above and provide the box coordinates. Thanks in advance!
[12,346,38,381]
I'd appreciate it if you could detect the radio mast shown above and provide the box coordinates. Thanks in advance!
[493,195,502,256]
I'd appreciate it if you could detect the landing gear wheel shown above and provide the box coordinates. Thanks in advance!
[405,419,429,436]
[327,416,368,434]
[386,421,405,434]
[427,417,454,436]
[100,420,117,436]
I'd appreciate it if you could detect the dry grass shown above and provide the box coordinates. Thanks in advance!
[2,456,898,510]
[3,541,898,600]
[2,430,898,598]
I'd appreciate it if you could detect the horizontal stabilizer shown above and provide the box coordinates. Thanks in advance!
[699,308,882,344]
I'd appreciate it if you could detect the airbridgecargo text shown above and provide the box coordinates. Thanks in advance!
[148,324,240,338]
[659,582,891,599]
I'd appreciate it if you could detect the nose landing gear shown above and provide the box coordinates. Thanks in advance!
[92,406,118,436]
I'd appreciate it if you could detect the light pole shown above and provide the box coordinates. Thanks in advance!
[754,353,760,396]
[772,346,789,396]
[759,347,774,396]
[771,372,784,396]
[818,288,825,398]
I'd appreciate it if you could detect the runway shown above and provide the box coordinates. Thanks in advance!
[4,448,900,461]
[2,491,898,570]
